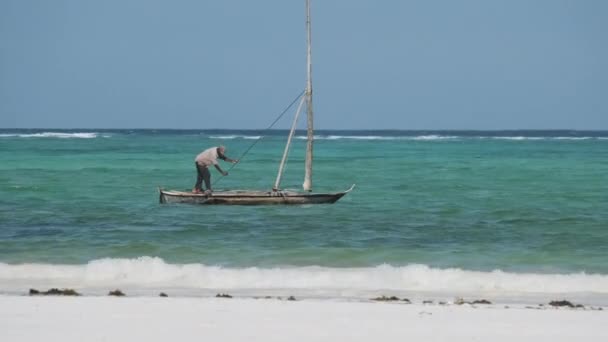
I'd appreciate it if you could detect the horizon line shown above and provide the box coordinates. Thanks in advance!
[2,127,608,132]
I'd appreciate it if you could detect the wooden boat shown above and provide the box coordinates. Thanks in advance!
[159,185,355,205]
[160,0,353,205]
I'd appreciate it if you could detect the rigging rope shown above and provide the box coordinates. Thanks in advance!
[213,90,305,186]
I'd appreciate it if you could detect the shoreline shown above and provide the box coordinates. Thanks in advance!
[2,258,608,307]
[7,288,608,310]
[1,295,606,341]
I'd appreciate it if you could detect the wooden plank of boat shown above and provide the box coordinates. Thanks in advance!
[159,185,355,205]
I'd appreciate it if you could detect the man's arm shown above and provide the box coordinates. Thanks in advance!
[219,154,238,164]
[214,164,228,176]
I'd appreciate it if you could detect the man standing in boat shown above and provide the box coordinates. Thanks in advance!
[193,146,238,194]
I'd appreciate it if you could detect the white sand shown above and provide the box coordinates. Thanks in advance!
[1,296,606,342]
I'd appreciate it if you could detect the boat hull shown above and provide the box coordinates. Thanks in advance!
[159,187,353,205]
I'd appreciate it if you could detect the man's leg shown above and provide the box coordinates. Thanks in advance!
[193,163,204,192]
[202,167,212,192]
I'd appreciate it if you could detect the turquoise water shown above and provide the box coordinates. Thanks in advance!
[1,130,607,299]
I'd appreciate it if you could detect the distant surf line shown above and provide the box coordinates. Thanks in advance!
[0,132,108,139]
[1,131,607,141]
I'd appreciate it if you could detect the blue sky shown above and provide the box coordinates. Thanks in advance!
[1,0,606,129]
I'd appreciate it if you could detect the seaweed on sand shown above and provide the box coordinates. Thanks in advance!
[549,300,583,308]
[372,295,410,303]
[108,289,126,297]
[29,288,80,296]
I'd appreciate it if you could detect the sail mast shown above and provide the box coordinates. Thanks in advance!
[274,96,306,191]
[303,0,314,191]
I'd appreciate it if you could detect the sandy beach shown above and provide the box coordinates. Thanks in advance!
[1,295,606,342]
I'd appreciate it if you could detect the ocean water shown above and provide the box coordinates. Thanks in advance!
[1,129,607,302]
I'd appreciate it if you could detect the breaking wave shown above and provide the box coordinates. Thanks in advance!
[208,135,262,140]
[1,257,607,300]
[0,132,605,141]
[295,135,459,141]
[0,132,100,139]
[292,135,604,141]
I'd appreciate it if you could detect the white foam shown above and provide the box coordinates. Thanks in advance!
[553,137,592,140]
[1,133,604,141]
[295,135,604,141]
[1,257,607,300]
[324,135,398,140]
[0,132,98,138]
[296,135,397,140]
[409,135,459,140]
[295,135,458,141]
[490,136,545,140]
[208,135,262,140]
[486,136,603,140]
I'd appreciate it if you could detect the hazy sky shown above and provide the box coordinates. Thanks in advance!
[1,0,606,129]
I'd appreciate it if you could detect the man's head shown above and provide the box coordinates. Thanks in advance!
[217,146,226,155]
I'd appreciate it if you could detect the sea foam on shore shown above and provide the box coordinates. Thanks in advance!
[2,257,607,305]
